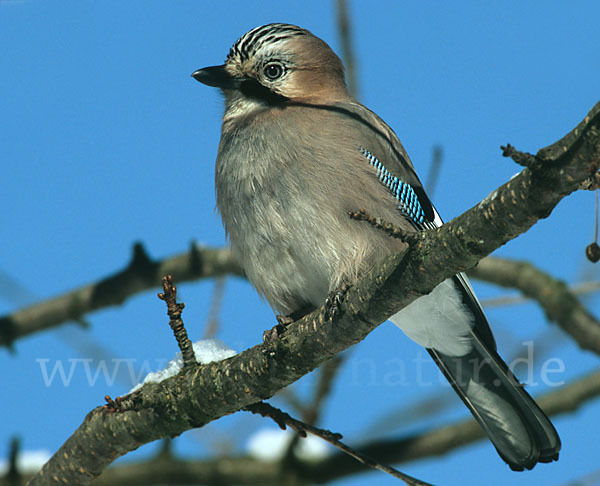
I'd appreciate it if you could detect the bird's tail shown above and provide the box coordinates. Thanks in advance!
[428,332,561,470]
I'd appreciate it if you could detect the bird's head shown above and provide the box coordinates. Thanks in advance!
[193,23,349,118]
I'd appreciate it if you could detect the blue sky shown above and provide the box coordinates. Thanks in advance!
[1,1,599,485]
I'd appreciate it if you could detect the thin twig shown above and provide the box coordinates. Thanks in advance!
[349,209,417,242]
[425,145,444,197]
[6,436,20,485]
[203,276,226,339]
[307,356,345,424]
[586,189,600,262]
[244,402,433,486]
[500,143,542,168]
[283,355,346,461]
[335,0,359,98]
[158,275,196,368]
[595,189,598,244]
[275,388,310,416]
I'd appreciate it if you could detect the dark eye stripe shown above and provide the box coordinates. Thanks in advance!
[360,147,426,226]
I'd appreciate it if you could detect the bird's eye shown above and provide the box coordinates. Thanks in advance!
[263,63,284,80]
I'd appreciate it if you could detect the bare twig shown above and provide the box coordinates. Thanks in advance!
[244,401,432,486]
[425,145,444,196]
[586,189,600,262]
[5,436,20,485]
[158,275,196,368]
[349,209,416,242]
[283,355,346,460]
[501,143,541,168]
[335,0,359,98]
[274,388,310,417]
[306,356,345,424]
[203,277,226,339]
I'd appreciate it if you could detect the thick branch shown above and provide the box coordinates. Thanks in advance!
[14,370,599,486]
[468,257,600,354]
[0,244,243,347]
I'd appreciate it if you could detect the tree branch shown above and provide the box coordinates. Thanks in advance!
[13,369,600,486]
[467,257,600,354]
[0,243,243,348]
[478,279,600,308]
[26,102,600,485]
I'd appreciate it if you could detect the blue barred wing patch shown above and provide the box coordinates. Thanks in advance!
[360,147,425,226]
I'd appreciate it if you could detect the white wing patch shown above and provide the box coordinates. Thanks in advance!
[431,206,444,228]
[389,204,475,357]
[390,278,474,356]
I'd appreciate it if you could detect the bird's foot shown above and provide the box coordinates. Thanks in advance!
[324,283,350,321]
[262,316,291,343]
[263,306,315,343]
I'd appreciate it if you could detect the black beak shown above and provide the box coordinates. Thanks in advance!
[191,65,240,89]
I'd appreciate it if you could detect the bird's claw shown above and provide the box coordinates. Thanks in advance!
[324,283,350,321]
[262,314,294,343]
[263,323,286,343]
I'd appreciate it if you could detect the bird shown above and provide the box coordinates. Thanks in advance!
[192,23,561,471]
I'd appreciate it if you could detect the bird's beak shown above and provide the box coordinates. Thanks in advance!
[191,65,240,89]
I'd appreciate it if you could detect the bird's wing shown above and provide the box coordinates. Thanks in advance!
[330,100,560,470]
[331,99,496,346]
